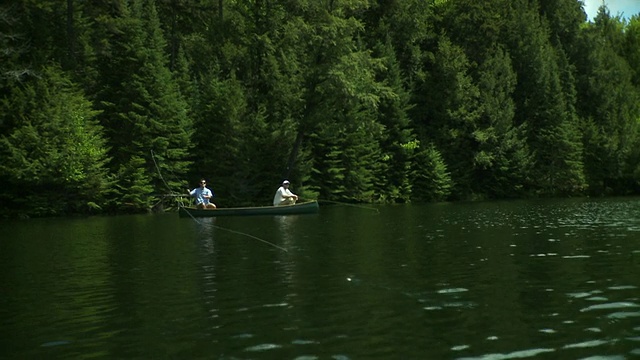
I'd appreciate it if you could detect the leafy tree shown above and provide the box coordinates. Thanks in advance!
[188,70,244,199]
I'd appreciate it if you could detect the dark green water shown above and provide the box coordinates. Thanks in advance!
[1,198,640,359]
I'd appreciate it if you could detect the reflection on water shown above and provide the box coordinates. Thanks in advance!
[193,217,217,255]
[274,214,298,247]
[1,198,640,359]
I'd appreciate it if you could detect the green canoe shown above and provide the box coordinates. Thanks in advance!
[178,200,319,218]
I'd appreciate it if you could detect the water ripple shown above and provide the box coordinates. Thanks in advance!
[244,343,282,352]
[580,302,640,312]
[562,339,610,349]
[437,287,469,294]
[455,348,555,359]
[607,311,640,319]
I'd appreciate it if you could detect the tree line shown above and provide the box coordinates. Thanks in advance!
[1,0,639,218]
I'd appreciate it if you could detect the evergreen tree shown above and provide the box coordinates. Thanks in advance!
[0,5,27,134]
[537,0,586,55]
[306,102,382,203]
[191,69,279,205]
[576,9,640,194]
[414,37,481,199]
[263,0,385,201]
[474,46,532,198]
[308,131,346,201]
[505,0,585,195]
[438,0,511,66]
[0,4,31,86]
[410,143,452,202]
[370,39,416,203]
[5,0,640,216]
[0,66,111,217]
[623,15,640,86]
[361,0,436,85]
[93,0,193,211]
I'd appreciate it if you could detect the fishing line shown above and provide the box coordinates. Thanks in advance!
[150,150,176,195]
[318,199,380,213]
[151,149,191,210]
[185,211,287,252]
[180,202,203,225]
[151,150,287,252]
[210,225,288,252]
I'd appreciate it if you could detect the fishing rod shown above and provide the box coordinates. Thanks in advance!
[150,150,176,196]
[150,150,288,252]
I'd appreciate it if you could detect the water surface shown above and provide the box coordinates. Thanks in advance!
[1,197,640,359]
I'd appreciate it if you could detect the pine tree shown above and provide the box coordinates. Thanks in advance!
[576,9,640,194]
[505,0,585,195]
[0,4,31,87]
[274,0,384,196]
[410,143,452,202]
[623,15,640,86]
[537,0,586,55]
[414,37,481,199]
[0,66,111,217]
[93,0,193,211]
[371,39,416,203]
[474,46,532,198]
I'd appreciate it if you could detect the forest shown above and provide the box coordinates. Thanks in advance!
[1,0,640,218]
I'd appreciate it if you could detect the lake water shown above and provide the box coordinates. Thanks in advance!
[1,198,640,359]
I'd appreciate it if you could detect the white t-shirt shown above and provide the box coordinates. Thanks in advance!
[273,186,295,206]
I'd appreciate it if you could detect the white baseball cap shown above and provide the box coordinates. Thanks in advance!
[283,180,290,185]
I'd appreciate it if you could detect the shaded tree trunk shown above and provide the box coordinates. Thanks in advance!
[66,0,75,69]
[284,130,304,180]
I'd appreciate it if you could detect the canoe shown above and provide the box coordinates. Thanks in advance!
[178,200,319,218]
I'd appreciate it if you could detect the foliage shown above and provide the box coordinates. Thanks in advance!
[91,0,193,212]
[410,143,452,202]
[414,36,481,200]
[575,10,640,195]
[3,0,640,217]
[473,46,532,198]
[0,66,111,217]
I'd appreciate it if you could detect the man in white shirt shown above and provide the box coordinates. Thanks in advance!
[273,180,298,206]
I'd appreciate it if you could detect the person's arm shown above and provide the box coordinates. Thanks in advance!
[285,189,298,200]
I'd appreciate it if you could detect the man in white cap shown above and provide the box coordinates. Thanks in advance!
[273,180,298,206]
